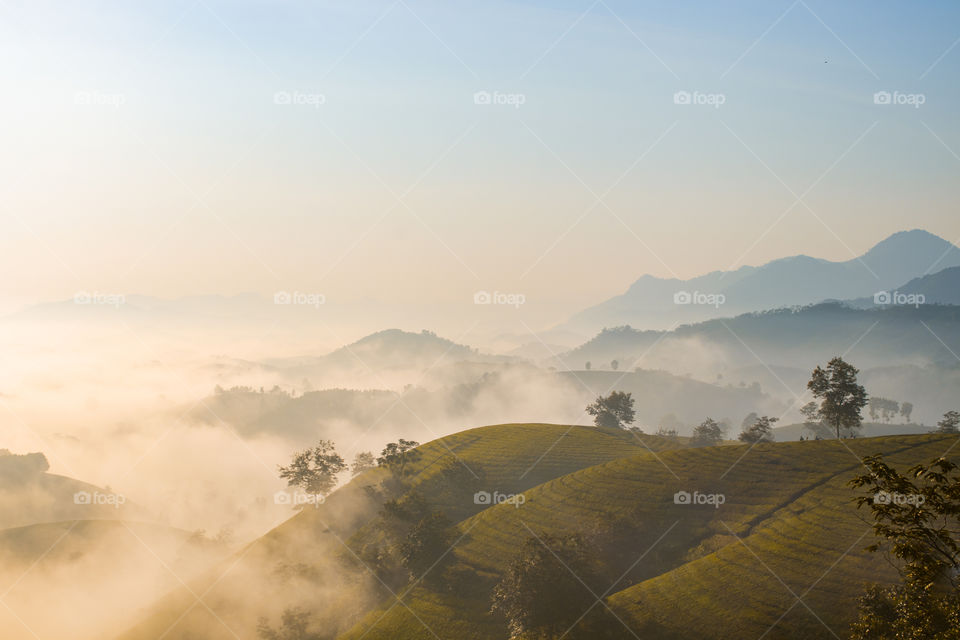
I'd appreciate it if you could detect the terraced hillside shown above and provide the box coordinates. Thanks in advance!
[338,435,957,640]
[117,423,680,640]
[116,427,957,640]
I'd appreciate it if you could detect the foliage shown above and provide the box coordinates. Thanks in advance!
[691,418,724,446]
[378,439,421,477]
[869,397,900,423]
[900,401,914,423]
[585,391,635,430]
[351,451,376,477]
[491,533,614,639]
[379,491,458,584]
[807,357,867,439]
[278,441,347,497]
[849,454,960,639]
[257,607,326,640]
[739,416,777,444]
[937,411,960,434]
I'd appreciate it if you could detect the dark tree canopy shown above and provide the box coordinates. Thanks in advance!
[937,411,960,434]
[807,357,867,439]
[849,455,960,639]
[491,533,610,639]
[691,418,724,446]
[278,441,347,497]
[739,416,777,444]
[377,439,421,477]
[585,391,635,430]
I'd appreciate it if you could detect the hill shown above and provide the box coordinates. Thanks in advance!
[564,229,960,333]
[0,450,144,528]
[0,520,230,640]
[847,265,960,308]
[117,424,957,640]
[338,434,955,640]
[560,303,960,424]
[115,423,689,640]
[191,368,781,444]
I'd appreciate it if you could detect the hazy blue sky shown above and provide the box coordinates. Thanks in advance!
[1,0,958,318]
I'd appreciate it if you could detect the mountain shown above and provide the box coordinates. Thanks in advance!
[559,303,960,424]
[847,265,960,308]
[194,366,782,443]
[564,229,960,333]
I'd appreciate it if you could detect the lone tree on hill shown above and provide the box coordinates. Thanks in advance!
[691,418,724,446]
[739,416,778,444]
[937,411,960,434]
[377,439,421,477]
[586,391,635,430]
[807,357,867,439]
[278,440,346,497]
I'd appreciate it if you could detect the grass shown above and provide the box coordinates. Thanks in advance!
[114,425,959,640]
[339,434,958,640]
[117,423,676,640]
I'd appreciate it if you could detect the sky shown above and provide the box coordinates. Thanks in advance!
[1,0,959,323]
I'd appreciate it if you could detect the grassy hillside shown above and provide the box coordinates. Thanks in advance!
[114,426,957,640]
[338,434,956,640]
[117,423,679,640]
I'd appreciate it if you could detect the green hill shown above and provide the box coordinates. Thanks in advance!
[117,423,678,640]
[116,425,957,640]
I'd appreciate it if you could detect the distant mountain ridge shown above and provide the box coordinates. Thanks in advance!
[564,229,960,333]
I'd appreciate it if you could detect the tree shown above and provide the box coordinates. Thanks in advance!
[585,391,635,430]
[901,401,914,423]
[398,511,458,580]
[351,451,376,477]
[807,357,867,439]
[869,397,900,423]
[937,411,960,434]
[691,418,724,447]
[585,361,591,371]
[257,607,324,640]
[848,455,960,639]
[739,416,777,444]
[377,439,421,477]
[611,359,619,371]
[741,412,759,432]
[278,441,346,497]
[491,533,610,639]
